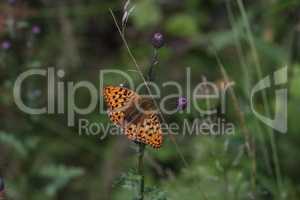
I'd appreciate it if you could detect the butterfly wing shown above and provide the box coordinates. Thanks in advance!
[123,113,163,149]
[104,86,136,110]
[103,86,137,125]
[103,86,163,148]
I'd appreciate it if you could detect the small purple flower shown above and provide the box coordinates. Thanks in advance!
[177,96,188,110]
[31,25,41,34]
[1,40,11,50]
[151,32,164,49]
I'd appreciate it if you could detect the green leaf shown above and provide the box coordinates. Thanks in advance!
[132,0,162,29]
[0,131,27,158]
[39,165,84,196]
[166,14,198,37]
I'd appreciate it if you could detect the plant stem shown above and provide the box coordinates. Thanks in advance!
[137,143,145,200]
[147,49,158,82]
[136,47,158,200]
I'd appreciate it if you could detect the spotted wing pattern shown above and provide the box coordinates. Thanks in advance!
[103,86,135,125]
[103,86,163,148]
[123,113,163,149]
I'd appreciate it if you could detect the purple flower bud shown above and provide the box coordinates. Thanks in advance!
[0,177,4,192]
[1,40,11,50]
[177,96,187,110]
[151,32,164,49]
[31,25,41,34]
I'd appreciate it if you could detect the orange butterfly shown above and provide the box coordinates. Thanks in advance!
[103,86,163,149]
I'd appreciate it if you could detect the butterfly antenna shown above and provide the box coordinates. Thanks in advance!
[109,9,188,168]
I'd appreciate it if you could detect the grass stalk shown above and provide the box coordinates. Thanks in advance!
[236,0,283,195]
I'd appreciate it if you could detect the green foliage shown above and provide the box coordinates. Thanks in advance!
[144,186,167,200]
[114,170,167,200]
[39,165,84,197]
[0,0,300,200]
[290,65,300,98]
[114,170,141,191]
[165,14,198,37]
[0,131,39,158]
[132,0,162,29]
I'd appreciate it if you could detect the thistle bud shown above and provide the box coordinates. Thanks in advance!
[151,32,164,49]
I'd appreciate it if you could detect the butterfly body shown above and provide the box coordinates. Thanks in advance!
[103,86,163,149]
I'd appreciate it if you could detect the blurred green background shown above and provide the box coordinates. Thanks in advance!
[0,0,300,199]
